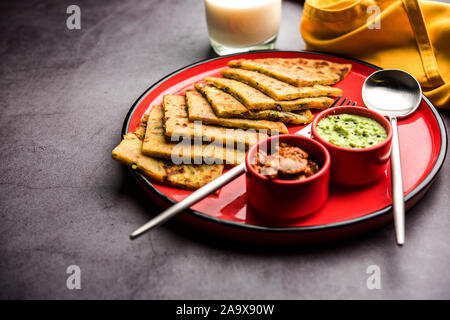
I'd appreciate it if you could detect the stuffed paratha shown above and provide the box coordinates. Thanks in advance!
[186,90,288,134]
[111,114,224,189]
[205,77,334,111]
[228,57,351,87]
[221,68,342,100]
[142,105,246,165]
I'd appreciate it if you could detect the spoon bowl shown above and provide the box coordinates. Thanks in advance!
[362,69,422,246]
[363,69,422,117]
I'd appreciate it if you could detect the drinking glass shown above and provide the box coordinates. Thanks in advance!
[205,0,281,56]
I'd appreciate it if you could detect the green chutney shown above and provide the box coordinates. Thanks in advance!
[316,113,387,149]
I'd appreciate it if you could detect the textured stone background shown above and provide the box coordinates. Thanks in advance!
[1,0,449,299]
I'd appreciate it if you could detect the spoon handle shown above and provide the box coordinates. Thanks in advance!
[390,116,405,246]
[129,162,246,239]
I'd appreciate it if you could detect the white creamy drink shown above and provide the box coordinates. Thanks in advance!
[205,0,281,55]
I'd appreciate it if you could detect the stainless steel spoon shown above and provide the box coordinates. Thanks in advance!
[362,69,422,246]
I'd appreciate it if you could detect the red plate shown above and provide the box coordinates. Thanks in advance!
[122,50,447,245]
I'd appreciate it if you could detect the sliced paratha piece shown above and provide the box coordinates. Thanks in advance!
[196,82,314,124]
[163,94,266,146]
[186,90,288,134]
[228,58,352,87]
[221,68,342,100]
[111,115,224,190]
[194,83,248,117]
[247,109,314,124]
[205,77,334,111]
[205,77,272,109]
[142,105,246,165]
[269,96,334,112]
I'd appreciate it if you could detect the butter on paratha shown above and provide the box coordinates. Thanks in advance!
[111,114,224,190]
[142,105,246,165]
[221,68,342,100]
[228,58,352,87]
[186,90,288,134]
[163,94,266,147]
[205,77,334,111]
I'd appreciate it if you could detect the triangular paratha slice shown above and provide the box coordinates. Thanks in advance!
[142,105,246,165]
[205,77,334,111]
[163,94,267,147]
[111,114,224,190]
[185,90,288,134]
[246,109,314,124]
[228,58,352,87]
[195,83,314,124]
[221,68,342,100]
[194,83,248,117]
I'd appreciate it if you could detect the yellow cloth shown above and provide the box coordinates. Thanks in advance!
[300,0,450,109]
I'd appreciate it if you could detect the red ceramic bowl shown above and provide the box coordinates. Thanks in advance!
[311,106,393,185]
[245,134,331,223]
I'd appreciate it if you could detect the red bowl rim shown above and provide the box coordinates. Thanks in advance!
[245,134,331,185]
[311,106,393,153]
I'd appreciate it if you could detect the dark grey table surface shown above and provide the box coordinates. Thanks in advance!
[1,0,449,300]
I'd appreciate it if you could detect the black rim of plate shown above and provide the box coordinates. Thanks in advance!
[121,50,448,234]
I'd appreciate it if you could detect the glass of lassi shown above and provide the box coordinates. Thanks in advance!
[205,0,281,55]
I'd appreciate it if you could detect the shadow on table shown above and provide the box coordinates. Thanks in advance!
[117,169,375,256]
[167,219,398,256]
[166,175,444,257]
